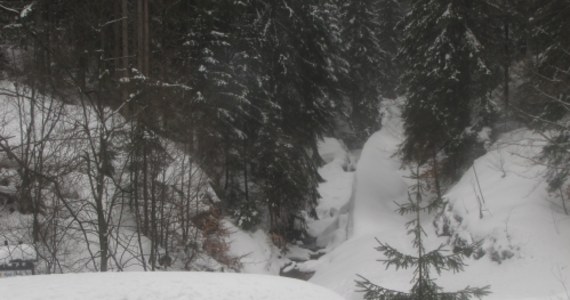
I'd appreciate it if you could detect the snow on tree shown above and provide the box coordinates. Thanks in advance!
[399,0,496,179]
[340,0,401,149]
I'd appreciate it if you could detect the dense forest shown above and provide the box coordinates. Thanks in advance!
[0,0,569,278]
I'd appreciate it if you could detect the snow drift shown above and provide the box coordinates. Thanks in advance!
[0,272,344,300]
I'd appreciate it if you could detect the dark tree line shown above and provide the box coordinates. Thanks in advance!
[0,0,397,254]
[397,0,570,193]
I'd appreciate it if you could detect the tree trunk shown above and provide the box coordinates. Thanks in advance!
[143,0,150,75]
[96,133,109,272]
[137,0,144,72]
[121,0,129,103]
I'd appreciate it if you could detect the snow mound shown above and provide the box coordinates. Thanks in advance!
[439,129,570,300]
[307,138,355,248]
[0,272,344,300]
[224,220,284,274]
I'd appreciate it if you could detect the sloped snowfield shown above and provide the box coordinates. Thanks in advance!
[307,100,570,300]
[0,272,344,300]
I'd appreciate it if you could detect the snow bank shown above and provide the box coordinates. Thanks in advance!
[440,129,570,300]
[224,220,283,274]
[308,99,570,300]
[0,272,344,300]
[307,137,355,248]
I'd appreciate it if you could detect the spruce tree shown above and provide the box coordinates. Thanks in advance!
[399,0,496,179]
[340,0,401,148]
[355,167,491,300]
[247,0,341,240]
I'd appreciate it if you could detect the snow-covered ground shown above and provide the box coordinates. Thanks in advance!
[304,99,570,300]
[2,81,570,300]
[0,272,344,300]
[0,81,227,273]
[224,137,357,275]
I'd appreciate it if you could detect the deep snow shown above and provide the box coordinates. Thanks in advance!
[2,81,570,300]
[0,272,344,300]
[305,99,570,300]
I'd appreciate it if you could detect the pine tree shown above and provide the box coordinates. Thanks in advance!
[399,0,496,179]
[355,167,491,300]
[340,0,402,149]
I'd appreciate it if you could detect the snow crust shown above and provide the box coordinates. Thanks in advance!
[0,272,344,300]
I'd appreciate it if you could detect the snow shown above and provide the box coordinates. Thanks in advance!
[0,272,344,300]
[0,81,220,273]
[305,99,570,300]
[2,82,570,300]
[308,137,355,248]
[439,129,570,300]
[225,221,282,274]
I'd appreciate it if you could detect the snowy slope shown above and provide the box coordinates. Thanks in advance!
[307,99,570,300]
[0,81,226,273]
[0,272,344,300]
[439,129,570,300]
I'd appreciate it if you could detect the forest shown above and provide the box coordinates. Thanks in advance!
[0,0,569,299]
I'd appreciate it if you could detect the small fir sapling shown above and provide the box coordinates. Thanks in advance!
[355,166,490,300]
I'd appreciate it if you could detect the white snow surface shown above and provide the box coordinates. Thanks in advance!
[0,272,344,300]
[306,99,570,300]
[310,137,355,249]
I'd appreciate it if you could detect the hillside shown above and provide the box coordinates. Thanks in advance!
[305,100,570,300]
[1,1,570,299]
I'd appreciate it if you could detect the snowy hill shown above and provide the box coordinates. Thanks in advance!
[303,100,570,300]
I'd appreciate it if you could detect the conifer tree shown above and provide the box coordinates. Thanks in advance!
[399,0,496,179]
[340,0,401,148]
[355,167,491,300]
[246,0,341,240]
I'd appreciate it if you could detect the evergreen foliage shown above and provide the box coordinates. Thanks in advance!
[0,0,346,247]
[399,0,496,178]
[340,0,401,148]
[245,0,342,239]
[355,167,491,300]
